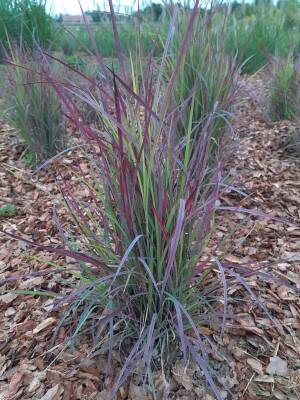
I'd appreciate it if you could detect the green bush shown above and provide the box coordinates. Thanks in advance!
[3,48,66,162]
[269,52,300,121]
[225,6,284,73]
[280,0,300,30]
[0,0,54,51]
[57,23,162,58]
[61,35,76,56]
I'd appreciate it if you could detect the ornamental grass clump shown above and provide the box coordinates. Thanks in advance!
[0,0,54,52]
[268,52,300,121]
[226,5,285,74]
[3,48,66,162]
[5,3,242,398]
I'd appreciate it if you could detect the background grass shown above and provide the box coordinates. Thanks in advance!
[54,22,164,58]
[166,9,240,155]
[3,47,66,162]
[0,0,54,52]
[2,0,300,74]
[268,51,300,121]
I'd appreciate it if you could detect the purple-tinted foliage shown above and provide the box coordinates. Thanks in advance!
[3,1,295,399]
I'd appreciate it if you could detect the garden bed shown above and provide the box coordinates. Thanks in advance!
[0,74,299,399]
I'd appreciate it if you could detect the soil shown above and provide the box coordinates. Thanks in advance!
[0,73,299,399]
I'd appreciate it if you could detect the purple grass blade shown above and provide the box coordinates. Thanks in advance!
[112,72,134,236]
[169,296,208,360]
[161,199,186,296]
[186,340,223,400]
[138,257,161,296]
[33,144,84,175]
[151,205,169,242]
[4,60,38,74]
[52,273,122,310]
[220,183,250,197]
[142,314,157,383]
[48,80,102,143]
[108,331,147,400]
[173,300,187,363]
[106,68,159,121]
[43,53,96,86]
[215,259,228,338]
[2,230,108,271]
[222,261,300,293]
[65,84,132,138]
[107,305,114,373]
[0,268,72,286]
[44,52,113,104]
[107,0,126,79]
[228,268,273,320]
[62,26,99,60]
[111,235,143,286]
[217,206,295,226]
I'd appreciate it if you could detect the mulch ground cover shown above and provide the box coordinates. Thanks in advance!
[0,73,299,399]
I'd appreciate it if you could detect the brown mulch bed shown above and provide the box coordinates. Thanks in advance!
[0,74,299,400]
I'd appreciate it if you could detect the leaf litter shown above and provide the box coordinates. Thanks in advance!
[0,73,299,399]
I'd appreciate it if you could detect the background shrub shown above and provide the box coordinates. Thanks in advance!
[0,0,54,52]
[55,21,164,58]
[3,48,66,162]
[61,34,76,56]
[166,9,240,158]
[268,52,300,121]
[225,6,284,73]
